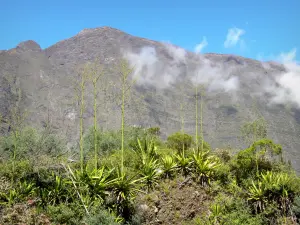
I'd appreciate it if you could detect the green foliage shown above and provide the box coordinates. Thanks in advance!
[174,151,192,176]
[292,195,300,219]
[0,159,33,182]
[0,126,65,160]
[47,203,84,225]
[160,155,177,178]
[100,148,139,176]
[1,122,299,225]
[241,117,268,145]
[196,194,264,225]
[214,148,232,163]
[191,149,220,186]
[134,138,159,165]
[82,206,120,225]
[84,128,122,155]
[84,126,159,157]
[195,136,211,152]
[247,171,300,214]
[109,166,144,220]
[146,126,161,136]
[230,139,283,182]
[167,132,193,153]
[139,157,161,191]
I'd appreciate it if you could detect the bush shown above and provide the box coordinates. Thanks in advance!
[146,126,161,136]
[167,132,193,153]
[84,126,154,156]
[0,126,65,160]
[0,159,33,182]
[46,203,84,225]
[83,207,120,225]
[202,194,264,225]
[292,195,300,221]
[230,139,282,182]
[84,128,122,155]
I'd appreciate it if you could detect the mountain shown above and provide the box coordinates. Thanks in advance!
[0,26,299,171]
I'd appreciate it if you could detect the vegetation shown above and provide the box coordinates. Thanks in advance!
[1,59,300,225]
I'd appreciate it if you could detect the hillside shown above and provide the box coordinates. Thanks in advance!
[0,26,299,171]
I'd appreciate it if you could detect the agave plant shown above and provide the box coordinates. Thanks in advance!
[67,165,114,204]
[134,138,159,166]
[47,173,70,205]
[192,149,220,186]
[161,155,177,178]
[0,188,19,206]
[175,151,192,176]
[139,157,161,191]
[110,166,145,219]
[89,166,115,202]
[18,180,36,199]
[247,180,267,214]
[260,171,299,215]
[209,203,225,224]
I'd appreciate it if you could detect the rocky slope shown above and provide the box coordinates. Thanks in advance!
[0,26,299,170]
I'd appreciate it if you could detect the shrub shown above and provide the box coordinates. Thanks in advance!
[84,128,121,155]
[146,126,161,136]
[167,132,193,153]
[230,139,282,182]
[83,206,120,225]
[292,195,300,221]
[0,126,65,160]
[202,194,264,225]
[46,203,84,225]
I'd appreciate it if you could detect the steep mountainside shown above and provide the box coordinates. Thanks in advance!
[0,26,299,170]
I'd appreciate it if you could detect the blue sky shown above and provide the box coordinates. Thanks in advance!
[1,0,299,61]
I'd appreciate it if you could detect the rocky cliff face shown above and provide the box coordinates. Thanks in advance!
[0,26,299,170]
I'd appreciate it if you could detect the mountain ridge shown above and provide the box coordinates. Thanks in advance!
[3,26,280,66]
[0,26,299,171]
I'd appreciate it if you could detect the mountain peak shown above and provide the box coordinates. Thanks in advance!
[16,40,41,52]
[77,26,124,36]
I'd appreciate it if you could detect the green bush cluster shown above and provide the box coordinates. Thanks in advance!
[1,126,300,225]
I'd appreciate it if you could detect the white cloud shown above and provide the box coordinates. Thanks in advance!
[194,36,208,54]
[190,56,240,92]
[259,48,300,108]
[124,44,187,89]
[278,48,297,63]
[224,27,245,48]
[162,42,187,62]
[124,46,158,85]
[124,44,240,93]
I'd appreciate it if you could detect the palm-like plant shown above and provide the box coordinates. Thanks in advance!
[247,171,299,215]
[161,155,177,178]
[135,138,159,165]
[139,157,161,191]
[0,188,18,206]
[175,151,192,176]
[47,173,70,205]
[247,180,267,214]
[68,165,114,204]
[89,166,115,202]
[18,180,36,199]
[110,166,145,219]
[208,203,225,224]
[192,149,220,186]
[261,171,298,215]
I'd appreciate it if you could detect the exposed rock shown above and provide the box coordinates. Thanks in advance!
[0,26,300,172]
[16,40,41,52]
